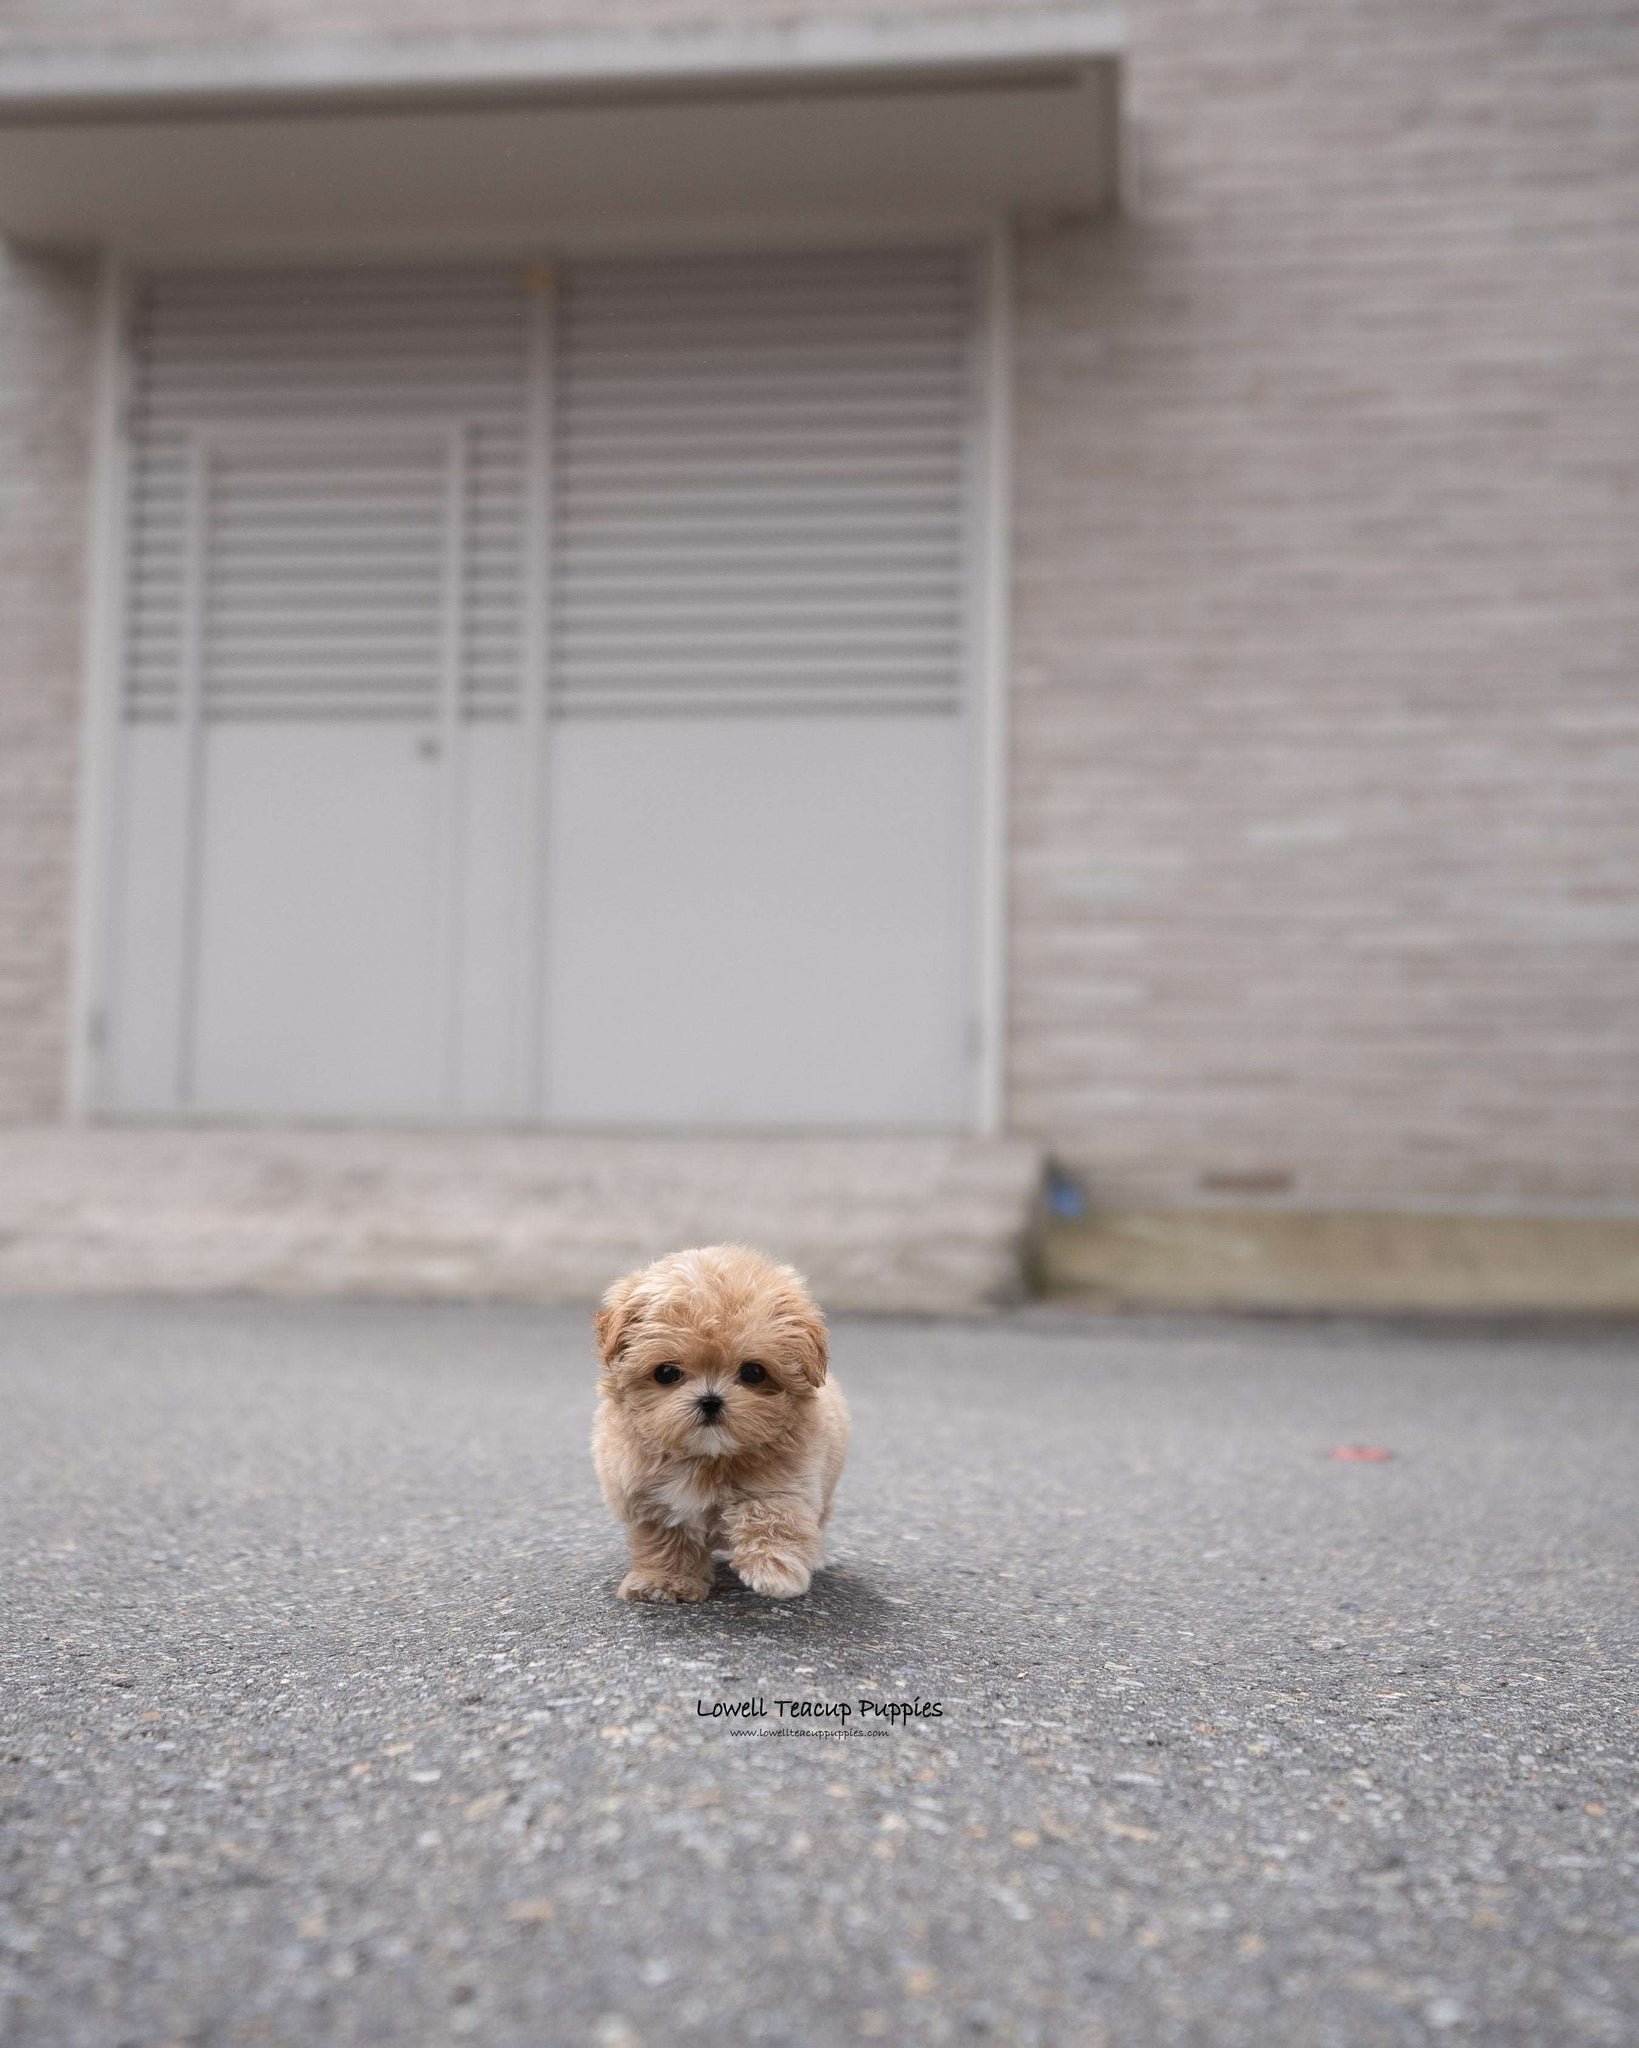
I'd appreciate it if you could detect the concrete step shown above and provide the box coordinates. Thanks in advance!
[0,1126,1046,1314]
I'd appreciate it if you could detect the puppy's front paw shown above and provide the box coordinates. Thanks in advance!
[732,1553,812,1599]
[618,1570,711,1604]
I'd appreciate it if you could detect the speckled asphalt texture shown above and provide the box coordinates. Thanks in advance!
[2,1299,1635,2048]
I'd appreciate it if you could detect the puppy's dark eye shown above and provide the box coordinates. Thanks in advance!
[737,1361,767,1385]
[653,1363,684,1386]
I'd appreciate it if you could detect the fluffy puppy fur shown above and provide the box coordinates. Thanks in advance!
[591,1244,849,1602]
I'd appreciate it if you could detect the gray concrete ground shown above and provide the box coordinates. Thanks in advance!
[1,1300,1635,2048]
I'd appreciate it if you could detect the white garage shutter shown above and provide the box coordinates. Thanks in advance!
[104,248,988,1128]
[550,246,975,719]
[538,246,983,1127]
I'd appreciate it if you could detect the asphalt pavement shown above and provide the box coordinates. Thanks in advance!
[1,1297,1635,2047]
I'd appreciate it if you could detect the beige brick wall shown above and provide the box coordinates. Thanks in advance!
[0,2,1634,1211]
[1010,1,1639,1210]
[0,247,95,1120]
[0,2,774,45]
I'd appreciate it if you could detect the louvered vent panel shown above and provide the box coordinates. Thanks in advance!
[551,246,976,718]
[200,438,448,723]
[123,266,532,723]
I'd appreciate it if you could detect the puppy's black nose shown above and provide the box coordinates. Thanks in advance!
[695,1393,726,1421]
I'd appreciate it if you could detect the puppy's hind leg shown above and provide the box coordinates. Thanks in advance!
[724,1494,823,1600]
[618,1520,714,1604]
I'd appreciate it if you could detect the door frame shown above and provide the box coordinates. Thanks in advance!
[68,221,1014,1135]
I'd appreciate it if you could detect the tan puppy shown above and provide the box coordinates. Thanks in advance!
[591,1245,849,1601]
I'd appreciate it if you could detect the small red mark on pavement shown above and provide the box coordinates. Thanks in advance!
[1329,1445,1392,1462]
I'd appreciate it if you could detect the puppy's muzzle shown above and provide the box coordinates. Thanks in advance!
[694,1393,726,1424]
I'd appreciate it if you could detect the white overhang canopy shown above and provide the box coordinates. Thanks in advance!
[0,8,1124,251]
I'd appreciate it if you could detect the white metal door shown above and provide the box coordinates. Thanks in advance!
[105,267,534,1118]
[182,428,457,1115]
[540,247,982,1127]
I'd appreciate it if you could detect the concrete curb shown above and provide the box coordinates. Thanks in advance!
[1038,1207,1639,1315]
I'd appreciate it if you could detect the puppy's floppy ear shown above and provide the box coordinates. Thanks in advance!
[594,1272,644,1369]
[789,1294,829,1388]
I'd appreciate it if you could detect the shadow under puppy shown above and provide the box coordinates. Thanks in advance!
[592,1244,849,1600]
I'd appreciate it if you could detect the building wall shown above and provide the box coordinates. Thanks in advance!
[0,246,95,1120]
[1010,1,1639,1210]
[0,1,1634,1210]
